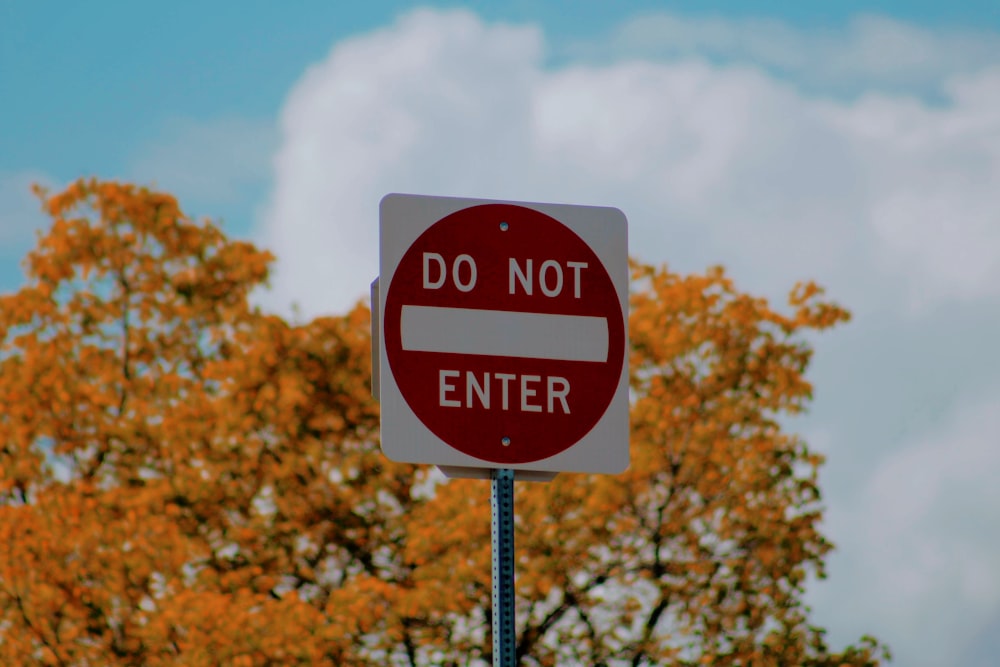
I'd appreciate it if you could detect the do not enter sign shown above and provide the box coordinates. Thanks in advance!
[377,194,628,475]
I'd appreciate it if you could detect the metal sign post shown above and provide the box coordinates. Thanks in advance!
[491,468,516,666]
[375,193,629,665]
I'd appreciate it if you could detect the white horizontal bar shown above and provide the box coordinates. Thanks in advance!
[401,305,608,362]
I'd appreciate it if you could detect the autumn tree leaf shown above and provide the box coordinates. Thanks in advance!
[0,179,887,666]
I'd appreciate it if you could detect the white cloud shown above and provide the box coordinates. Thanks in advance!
[816,391,1000,666]
[258,9,544,314]
[256,9,1000,665]
[824,67,1000,308]
[589,13,1000,94]
[259,9,1000,317]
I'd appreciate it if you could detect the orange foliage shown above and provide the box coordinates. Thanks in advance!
[0,180,887,666]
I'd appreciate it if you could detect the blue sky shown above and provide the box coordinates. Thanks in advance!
[3,2,1000,666]
[4,0,999,191]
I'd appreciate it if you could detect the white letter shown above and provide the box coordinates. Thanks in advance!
[466,371,490,409]
[439,370,461,407]
[495,373,516,410]
[547,376,570,413]
[509,258,532,295]
[539,260,563,297]
[453,254,477,292]
[423,252,446,289]
[521,375,542,412]
[567,261,588,298]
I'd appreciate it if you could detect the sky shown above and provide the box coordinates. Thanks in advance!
[2,1,1000,665]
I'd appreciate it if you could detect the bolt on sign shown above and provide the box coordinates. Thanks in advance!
[375,194,628,476]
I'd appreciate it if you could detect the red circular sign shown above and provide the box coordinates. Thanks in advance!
[383,204,625,464]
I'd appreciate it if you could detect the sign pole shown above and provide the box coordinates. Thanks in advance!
[491,468,516,666]
[377,194,628,665]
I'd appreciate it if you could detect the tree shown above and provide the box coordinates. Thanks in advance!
[0,179,887,666]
